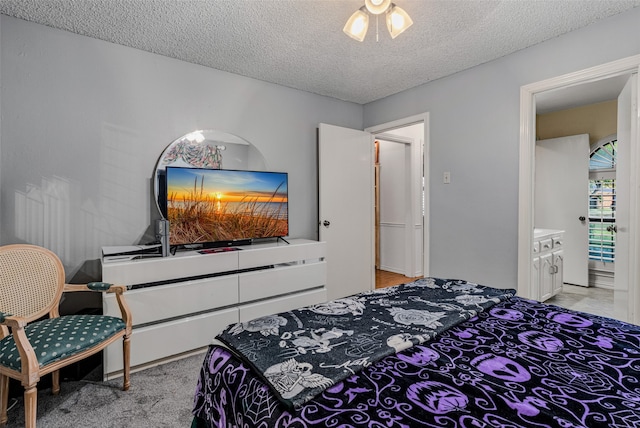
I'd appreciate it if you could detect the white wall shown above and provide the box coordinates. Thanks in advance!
[0,16,363,280]
[364,7,640,290]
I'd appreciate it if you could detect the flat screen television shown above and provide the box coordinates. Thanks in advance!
[164,167,288,247]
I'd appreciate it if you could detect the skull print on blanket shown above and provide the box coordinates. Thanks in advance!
[193,295,640,427]
[215,277,515,408]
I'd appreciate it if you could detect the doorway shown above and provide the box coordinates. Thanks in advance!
[366,115,429,288]
[375,133,417,276]
[535,132,616,319]
[518,55,640,324]
[317,114,429,297]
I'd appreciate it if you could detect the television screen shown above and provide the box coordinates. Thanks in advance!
[165,167,288,247]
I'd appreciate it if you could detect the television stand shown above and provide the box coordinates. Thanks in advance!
[100,238,326,380]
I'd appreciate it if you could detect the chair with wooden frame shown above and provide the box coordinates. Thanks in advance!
[0,244,132,428]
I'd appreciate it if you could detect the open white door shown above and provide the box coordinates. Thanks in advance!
[614,73,637,323]
[318,123,374,300]
[535,134,590,287]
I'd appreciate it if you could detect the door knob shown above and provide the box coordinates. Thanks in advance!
[578,216,586,222]
[322,220,331,227]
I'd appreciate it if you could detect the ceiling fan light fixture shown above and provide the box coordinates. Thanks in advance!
[386,4,413,39]
[344,0,412,42]
[343,7,370,42]
[364,0,392,15]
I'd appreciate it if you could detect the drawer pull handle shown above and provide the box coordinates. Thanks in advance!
[543,244,550,249]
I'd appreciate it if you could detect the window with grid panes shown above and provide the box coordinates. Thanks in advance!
[589,137,616,263]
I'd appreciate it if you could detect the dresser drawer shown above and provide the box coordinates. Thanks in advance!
[239,241,325,270]
[239,261,326,303]
[102,251,238,286]
[104,275,238,325]
[104,307,239,379]
[238,288,327,322]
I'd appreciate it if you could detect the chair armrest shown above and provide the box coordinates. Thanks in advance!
[0,312,20,340]
[0,313,26,329]
[88,281,113,291]
[0,314,40,379]
[63,282,127,293]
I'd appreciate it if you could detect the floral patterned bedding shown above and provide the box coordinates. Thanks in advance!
[192,279,640,427]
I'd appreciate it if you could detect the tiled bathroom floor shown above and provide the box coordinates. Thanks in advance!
[545,283,615,319]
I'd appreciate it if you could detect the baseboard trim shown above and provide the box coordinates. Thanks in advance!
[589,269,614,289]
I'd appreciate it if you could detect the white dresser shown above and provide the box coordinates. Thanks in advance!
[532,229,564,302]
[100,239,327,379]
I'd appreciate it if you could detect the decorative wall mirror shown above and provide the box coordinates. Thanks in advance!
[153,129,267,218]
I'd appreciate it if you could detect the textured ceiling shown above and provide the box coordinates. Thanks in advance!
[1,0,639,104]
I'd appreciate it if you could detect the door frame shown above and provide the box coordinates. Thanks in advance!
[518,55,640,323]
[366,112,430,278]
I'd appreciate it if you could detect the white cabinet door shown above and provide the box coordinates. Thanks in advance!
[539,253,554,301]
[535,135,589,287]
[532,256,540,300]
[318,123,374,300]
[553,250,564,296]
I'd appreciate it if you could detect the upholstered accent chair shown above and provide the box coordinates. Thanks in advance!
[0,244,132,428]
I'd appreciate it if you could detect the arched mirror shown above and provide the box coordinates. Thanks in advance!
[153,129,267,218]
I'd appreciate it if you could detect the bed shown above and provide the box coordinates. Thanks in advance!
[191,277,640,427]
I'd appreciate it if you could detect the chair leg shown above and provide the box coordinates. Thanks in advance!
[52,370,60,395]
[122,335,131,391]
[24,385,37,428]
[0,374,8,426]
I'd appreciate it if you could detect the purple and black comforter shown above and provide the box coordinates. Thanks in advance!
[192,279,640,427]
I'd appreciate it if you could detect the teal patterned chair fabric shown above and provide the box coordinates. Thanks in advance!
[0,244,132,428]
[0,315,126,371]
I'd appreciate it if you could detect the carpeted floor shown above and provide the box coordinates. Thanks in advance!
[4,352,206,428]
